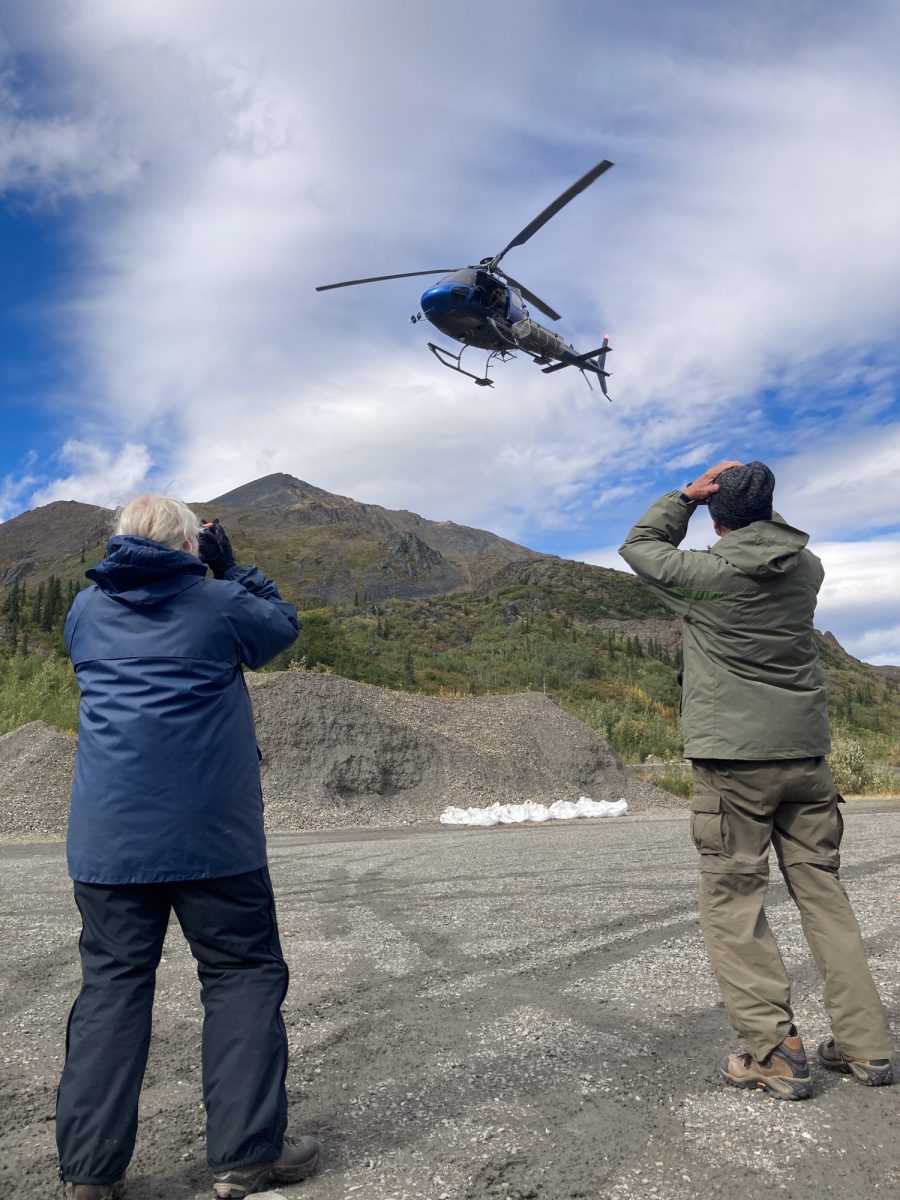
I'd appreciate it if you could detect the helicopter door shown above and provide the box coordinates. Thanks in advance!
[506,288,524,322]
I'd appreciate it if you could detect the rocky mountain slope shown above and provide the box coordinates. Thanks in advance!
[0,501,111,588]
[0,473,537,603]
[1,473,896,766]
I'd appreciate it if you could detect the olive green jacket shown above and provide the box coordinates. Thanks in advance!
[618,490,830,760]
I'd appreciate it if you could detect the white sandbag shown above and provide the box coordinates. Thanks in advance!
[439,796,628,826]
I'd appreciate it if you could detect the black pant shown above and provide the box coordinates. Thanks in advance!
[56,869,289,1185]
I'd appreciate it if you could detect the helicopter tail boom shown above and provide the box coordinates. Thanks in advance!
[541,338,613,398]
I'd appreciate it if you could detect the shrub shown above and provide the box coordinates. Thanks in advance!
[644,767,693,798]
[828,732,872,794]
[0,653,81,735]
[562,687,682,762]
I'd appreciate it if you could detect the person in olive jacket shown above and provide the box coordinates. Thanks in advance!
[620,461,892,1099]
[57,495,320,1200]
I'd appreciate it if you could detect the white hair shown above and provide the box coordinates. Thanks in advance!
[115,494,201,555]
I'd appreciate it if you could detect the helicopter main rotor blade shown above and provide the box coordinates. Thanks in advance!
[492,159,614,268]
[315,269,458,292]
[500,271,561,322]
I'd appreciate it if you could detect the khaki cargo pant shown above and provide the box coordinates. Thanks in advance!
[690,757,891,1062]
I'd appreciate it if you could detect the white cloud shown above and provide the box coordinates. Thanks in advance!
[30,440,152,508]
[842,625,900,667]
[2,1,900,657]
[0,466,39,523]
[772,424,900,540]
[3,2,896,529]
[814,539,900,664]
[568,546,624,571]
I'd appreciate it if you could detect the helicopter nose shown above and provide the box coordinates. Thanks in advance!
[421,281,462,315]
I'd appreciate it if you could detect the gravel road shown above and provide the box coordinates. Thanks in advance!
[1,804,897,1200]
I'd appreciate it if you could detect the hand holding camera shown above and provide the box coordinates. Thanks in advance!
[198,519,236,578]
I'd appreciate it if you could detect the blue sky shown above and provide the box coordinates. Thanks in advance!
[1,1,899,662]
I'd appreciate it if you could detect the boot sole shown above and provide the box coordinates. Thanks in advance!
[213,1151,319,1198]
[719,1066,812,1100]
[818,1055,894,1087]
[213,1168,273,1199]
[64,1176,126,1199]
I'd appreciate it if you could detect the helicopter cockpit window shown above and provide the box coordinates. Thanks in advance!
[475,272,506,313]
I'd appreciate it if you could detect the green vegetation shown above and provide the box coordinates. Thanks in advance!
[562,691,683,763]
[639,766,694,799]
[0,653,80,736]
[829,730,898,795]
[2,572,898,795]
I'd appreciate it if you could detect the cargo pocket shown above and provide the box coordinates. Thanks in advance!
[691,792,727,855]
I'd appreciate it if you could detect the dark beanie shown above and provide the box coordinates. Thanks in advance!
[707,461,775,529]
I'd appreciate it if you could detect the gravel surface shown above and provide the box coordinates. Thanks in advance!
[0,721,77,838]
[1,805,896,1200]
[0,679,685,840]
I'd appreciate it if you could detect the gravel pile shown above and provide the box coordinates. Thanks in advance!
[0,721,77,838]
[252,672,684,828]
[0,676,685,839]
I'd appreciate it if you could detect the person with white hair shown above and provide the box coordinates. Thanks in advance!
[56,495,320,1199]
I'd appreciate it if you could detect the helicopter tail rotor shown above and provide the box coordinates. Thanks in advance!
[541,337,613,399]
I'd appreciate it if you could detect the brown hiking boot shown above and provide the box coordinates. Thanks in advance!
[63,1179,125,1200]
[212,1134,320,1198]
[817,1037,894,1086]
[719,1030,812,1100]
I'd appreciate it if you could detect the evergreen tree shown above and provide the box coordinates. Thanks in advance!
[31,582,45,625]
[5,581,21,628]
[402,648,415,688]
[41,576,63,631]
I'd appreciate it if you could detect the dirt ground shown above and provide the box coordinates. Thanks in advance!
[1,804,897,1200]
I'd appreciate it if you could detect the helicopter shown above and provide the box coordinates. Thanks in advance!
[316,159,615,394]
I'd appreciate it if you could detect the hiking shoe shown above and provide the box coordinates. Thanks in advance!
[817,1037,894,1086]
[63,1179,125,1200]
[719,1030,812,1100]
[212,1135,320,1198]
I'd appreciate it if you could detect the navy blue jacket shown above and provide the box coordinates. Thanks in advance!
[64,536,299,884]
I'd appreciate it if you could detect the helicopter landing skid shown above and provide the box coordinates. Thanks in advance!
[428,342,507,387]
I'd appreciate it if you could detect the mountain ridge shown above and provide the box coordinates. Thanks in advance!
[0,474,896,680]
[0,473,539,603]
[1,474,897,772]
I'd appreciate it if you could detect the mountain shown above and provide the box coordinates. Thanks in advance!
[198,473,539,603]
[1,473,897,772]
[0,473,538,603]
[0,501,112,588]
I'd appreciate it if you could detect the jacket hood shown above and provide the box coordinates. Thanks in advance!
[87,535,206,608]
[712,517,810,578]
